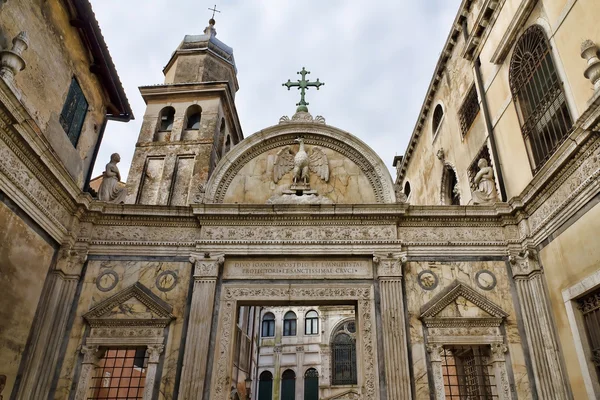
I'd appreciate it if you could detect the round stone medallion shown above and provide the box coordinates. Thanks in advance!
[475,270,497,290]
[96,270,118,292]
[156,270,178,292]
[417,270,438,290]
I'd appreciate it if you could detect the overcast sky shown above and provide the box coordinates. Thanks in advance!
[90,0,461,180]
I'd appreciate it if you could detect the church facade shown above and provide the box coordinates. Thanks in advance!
[1,1,600,400]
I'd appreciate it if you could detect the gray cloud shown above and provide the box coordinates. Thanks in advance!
[90,0,461,181]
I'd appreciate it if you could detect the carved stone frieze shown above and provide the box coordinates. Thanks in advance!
[202,224,396,242]
[399,225,507,244]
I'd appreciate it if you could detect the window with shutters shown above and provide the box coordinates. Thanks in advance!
[60,78,88,147]
[509,25,573,172]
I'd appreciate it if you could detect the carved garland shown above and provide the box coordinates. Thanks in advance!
[211,286,377,400]
[208,132,392,204]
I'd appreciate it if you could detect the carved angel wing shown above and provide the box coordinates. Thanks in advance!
[273,146,295,183]
[309,147,329,182]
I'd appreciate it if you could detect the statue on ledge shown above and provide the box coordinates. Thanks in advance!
[471,158,498,205]
[98,153,127,204]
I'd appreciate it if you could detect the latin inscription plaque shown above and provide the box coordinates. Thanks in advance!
[223,258,373,280]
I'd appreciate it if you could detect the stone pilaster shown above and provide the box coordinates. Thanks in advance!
[374,253,412,400]
[426,344,446,400]
[143,344,165,400]
[73,346,103,400]
[178,253,223,399]
[16,246,87,400]
[509,250,570,400]
[491,342,511,400]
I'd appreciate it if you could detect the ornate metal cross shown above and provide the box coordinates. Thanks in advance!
[282,67,325,112]
[208,4,221,19]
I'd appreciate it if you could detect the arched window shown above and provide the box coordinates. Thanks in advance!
[305,310,319,335]
[404,181,411,198]
[441,165,460,205]
[258,371,273,400]
[332,320,357,385]
[223,135,232,155]
[261,313,275,337]
[158,107,175,132]
[509,25,573,171]
[281,370,296,400]
[432,104,444,136]
[185,105,202,130]
[283,311,297,336]
[304,369,319,400]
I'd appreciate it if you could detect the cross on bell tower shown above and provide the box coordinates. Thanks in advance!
[283,67,325,112]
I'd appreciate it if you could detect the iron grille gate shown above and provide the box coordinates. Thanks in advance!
[578,289,600,383]
[332,342,357,385]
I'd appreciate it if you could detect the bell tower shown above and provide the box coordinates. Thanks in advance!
[125,17,242,205]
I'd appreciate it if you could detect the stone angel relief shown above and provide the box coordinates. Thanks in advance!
[273,138,329,185]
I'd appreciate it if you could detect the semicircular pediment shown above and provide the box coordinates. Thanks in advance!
[204,122,397,204]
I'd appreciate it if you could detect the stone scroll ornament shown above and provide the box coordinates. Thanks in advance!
[98,153,127,203]
[471,158,498,205]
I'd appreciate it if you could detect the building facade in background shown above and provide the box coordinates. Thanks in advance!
[0,0,599,400]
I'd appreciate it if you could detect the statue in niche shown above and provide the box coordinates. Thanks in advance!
[471,158,498,205]
[98,153,127,203]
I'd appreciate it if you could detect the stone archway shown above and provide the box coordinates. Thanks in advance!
[209,283,379,400]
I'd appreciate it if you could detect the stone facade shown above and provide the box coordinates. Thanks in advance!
[0,1,599,400]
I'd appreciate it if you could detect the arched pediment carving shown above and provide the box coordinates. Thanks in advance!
[203,123,397,204]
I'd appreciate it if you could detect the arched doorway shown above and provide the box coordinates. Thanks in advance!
[281,369,296,400]
[258,371,273,400]
[303,368,318,400]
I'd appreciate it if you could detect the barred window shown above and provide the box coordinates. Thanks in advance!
[283,311,297,336]
[432,104,444,136]
[60,78,88,147]
[305,310,319,335]
[87,347,148,400]
[509,25,573,171]
[261,312,275,337]
[578,288,600,383]
[458,85,480,137]
[332,320,357,385]
[441,345,497,399]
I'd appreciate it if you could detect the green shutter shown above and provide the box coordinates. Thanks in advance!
[60,78,88,147]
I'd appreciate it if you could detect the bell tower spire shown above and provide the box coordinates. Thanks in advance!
[124,6,242,206]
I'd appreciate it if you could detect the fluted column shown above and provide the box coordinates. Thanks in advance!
[17,246,87,400]
[143,345,165,400]
[178,254,223,399]
[509,250,570,400]
[375,253,412,399]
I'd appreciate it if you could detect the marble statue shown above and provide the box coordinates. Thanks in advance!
[98,153,127,203]
[273,138,329,185]
[471,158,498,205]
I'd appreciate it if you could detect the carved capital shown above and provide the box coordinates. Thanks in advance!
[190,253,224,278]
[147,344,164,363]
[490,342,508,361]
[508,249,541,277]
[56,245,88,275]
[426,343,444,362]
[375,252,406,278]
[81,345,102,364]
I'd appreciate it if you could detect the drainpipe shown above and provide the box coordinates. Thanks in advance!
[462,19,507,202]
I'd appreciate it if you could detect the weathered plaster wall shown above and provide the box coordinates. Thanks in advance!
[539,202,600,400]
[0,200,55,397]
[0,1,111,187]
[404,260,531,400]
[56,260,191,400]
[222,145,377,204]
